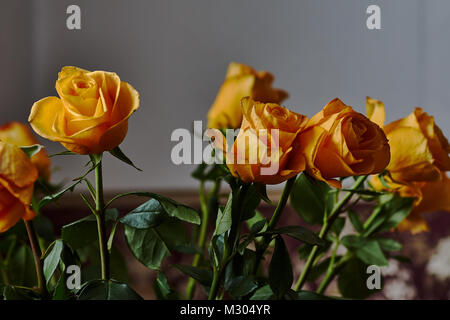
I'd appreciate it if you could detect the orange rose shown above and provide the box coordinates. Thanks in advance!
[207,62,288,129]
[211,97,307,184]
[367,97,450,233]
[297,98,390,188]
[29,66,140,154]
[396,174,450,234]
[368,98,450,187]
[0,122,51,180]
[0,142,38,232]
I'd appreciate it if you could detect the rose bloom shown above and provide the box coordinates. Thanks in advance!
[0,122,51,180]
[396,174,450,233]
[367,97,450,233]
[29,66,140,155]
[211,97,307,184]
[207,62,288,129]
[297,98,390,188]
[0,142,38,232]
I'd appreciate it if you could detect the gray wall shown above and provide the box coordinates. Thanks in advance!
[1,0,449,190]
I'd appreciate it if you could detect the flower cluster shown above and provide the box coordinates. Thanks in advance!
[209,63,449,234]
[0,64,448,301]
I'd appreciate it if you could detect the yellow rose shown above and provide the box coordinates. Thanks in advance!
[396,174,450,234]
[367,98,450,184]
[211,97,307,184]
[207,62,288,129]
[0,122,51,180]
[0,142,38,232]
[297,98,390,188]
[367,97,450,233]
[29,66,140,154]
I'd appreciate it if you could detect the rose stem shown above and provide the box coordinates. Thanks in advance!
[186,179,220,299]
[24,219,49,297]
[316,201,382,294]
[94,154,110,281]
[252,176,297,274]
[293,175,367,292]
[208,184,249,300]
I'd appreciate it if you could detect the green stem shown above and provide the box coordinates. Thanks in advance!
[208,268,221,300]
[0,254,10,285]
[361,205,383,237]
[316,252,353,294]
[294,176,367,291]
[253,176,296,274]
[94,155,109,281]
[317,197,381,294]
[186,180,220,299]
[24,219,48,297]
[208,184,249,300]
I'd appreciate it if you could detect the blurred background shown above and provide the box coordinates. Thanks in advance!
[2,0,450,190]
[1,0,449,299]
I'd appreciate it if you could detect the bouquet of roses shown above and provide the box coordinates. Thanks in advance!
[0,64,448,300]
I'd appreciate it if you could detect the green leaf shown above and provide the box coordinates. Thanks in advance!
[191,163,208,180]
[33,214,56,242]
[79,246,128,283]
[109,146,142,171]
[377,196,414,232]
[365,195,414,236]
[297,290,335,300]
[2,286,41,300]
[226,275,258,298]
[340,235,365,249]
[241,184,261,221]
[269,236,293,298]
[191,163,228,182]
[209,234,225,268]
[307,257,332,282]
[147,193,200,225]
[331,217,346,236]
[355,241,388,266]
[254,183,272,205]
[348,208,364,233]
[214,193,233,235]
[298,241,332,260]
[38,180,82,209]
[61,209,119,250]
[153,270,177,300]
[250,284,274,300]
[52,274,73,300]
[174,264,213,287]
[20,144,42,158]
[49,150,77,157]
[338,258,381,299]
[62,218,98,250]
[77,280,142,300]
[124,219,188,270]
[43,240,64,284]
[376,238,402,252]
[250,219,266,234]
[341,235,388,266]
[290,173,331,225]
[120,199,167,229]
[8,245,37,287]
[246,210,266,231]
[264,226,325,246]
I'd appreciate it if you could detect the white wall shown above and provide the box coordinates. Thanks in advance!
[1,0,448,190]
